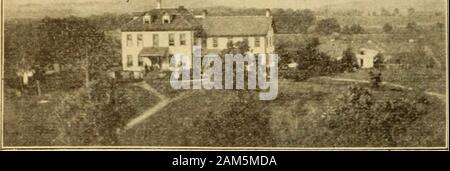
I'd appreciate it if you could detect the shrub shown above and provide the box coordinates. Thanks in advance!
[323,86,429,147]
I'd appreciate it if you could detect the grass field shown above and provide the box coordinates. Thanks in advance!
[118,77,446,147]
[3,82,159,146]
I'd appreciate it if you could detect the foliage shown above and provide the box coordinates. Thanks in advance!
[192,91,274,147]
[383,23,394,33]
[406,21,421,33]
[369,70,382,88]
[273,9,316,34]
[3,20,40,82]
[373,53,385,69]
[342,24,365,34]
[296,37,341,76]
[340,48,359,72]
[51,77,136,146]
[221,40,250,56]
[315,18,341,35]
[323,86,429,147]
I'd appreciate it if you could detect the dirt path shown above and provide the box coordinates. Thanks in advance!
[123,82,193,131]
[321,77,446,101]
[134,81,168,100]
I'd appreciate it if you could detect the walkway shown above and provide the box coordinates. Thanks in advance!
[123,81,192,130]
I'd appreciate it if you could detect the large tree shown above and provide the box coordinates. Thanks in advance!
[341,48,358,72]
[37,17,116,97]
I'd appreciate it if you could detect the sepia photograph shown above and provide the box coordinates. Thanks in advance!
[0,0,448,151]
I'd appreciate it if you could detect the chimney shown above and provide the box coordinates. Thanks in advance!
[266,9,272,17]
[202,9,208,18]
[156,0,162,9]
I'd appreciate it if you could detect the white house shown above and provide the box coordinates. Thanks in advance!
[121,0,275,78]
[356,48,380,69]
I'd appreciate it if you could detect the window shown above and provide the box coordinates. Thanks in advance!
[213,38,218,48]
[201,38,207,48]
[163,13,171,24]
[137,34,143,46]
[153,34,159,47]
[243,37,249,44]
[127,34,133,47]
[138,57,144,66]
[169,33,175,46]
[143,14,151,24]
[180,34,186,46]
[255,37,260,47]
[127,55,133,67]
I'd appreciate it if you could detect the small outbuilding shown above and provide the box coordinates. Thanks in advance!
[356,48,380,69]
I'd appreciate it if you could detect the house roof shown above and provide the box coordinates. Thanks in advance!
[139,47,169,57]
[200,16,272,37]
[122,8,203,31]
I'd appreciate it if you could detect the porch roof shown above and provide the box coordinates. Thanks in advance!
[139,47,169,57]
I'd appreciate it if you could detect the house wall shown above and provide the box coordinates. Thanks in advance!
[266,26,276,54]
[356,53,376,68]
[121,30,195,73]
[203,36,269,54]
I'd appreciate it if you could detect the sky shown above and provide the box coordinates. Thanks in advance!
[4,0,445,19]
[5,0,361,9]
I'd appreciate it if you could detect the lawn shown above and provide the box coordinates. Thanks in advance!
[118,77,447,147]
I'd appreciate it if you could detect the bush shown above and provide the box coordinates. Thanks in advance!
[279,69,309,82]
[323,86,430,147]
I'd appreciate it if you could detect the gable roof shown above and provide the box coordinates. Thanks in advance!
[122,8,202,31]
[200,16,272,37]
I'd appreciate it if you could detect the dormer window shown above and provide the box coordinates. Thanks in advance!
[162,12,171,24]
[143,14,151,24]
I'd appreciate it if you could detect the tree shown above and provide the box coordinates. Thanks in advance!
[296,37,339,76]
[37,17,114,98]
[383,23,394,33]
[192,91,274,146]
[369,70,382,88]
[373,53,385,69]
[340,48,358,72]
[408,8,416,16]
[4,20,40,90]
[380,8,392,16]
[342,24,365,34]
[51,75,136,145]
[406,21,420,33]
[221,40,250,55]
[315,18,341,35]
[273,9,316,34]
[435,22,445,32]
[323,86,429,146]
